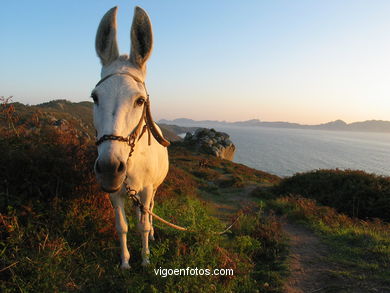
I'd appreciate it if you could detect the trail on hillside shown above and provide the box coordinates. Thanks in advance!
[200,185,362,293]
[281,221,350,293]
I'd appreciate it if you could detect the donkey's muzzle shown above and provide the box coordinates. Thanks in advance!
[96,159,125,174]
[95,158,126,193]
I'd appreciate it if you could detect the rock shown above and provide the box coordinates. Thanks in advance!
[219,132,229,139]
[184,132,193,140]
[195,128,204,136]
[183,128,236,161]
[218,144,235,161]
[211,146,220,156]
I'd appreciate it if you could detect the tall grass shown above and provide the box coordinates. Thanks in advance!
[0,100,287,292]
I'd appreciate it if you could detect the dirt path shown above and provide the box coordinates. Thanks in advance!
[281,220,350,293]
[201,186,356,293]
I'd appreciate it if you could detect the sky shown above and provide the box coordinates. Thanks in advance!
[1,0,390,124]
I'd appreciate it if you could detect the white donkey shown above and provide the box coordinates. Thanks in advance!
[92,6,169,268]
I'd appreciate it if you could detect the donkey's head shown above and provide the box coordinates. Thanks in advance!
[92,7,153,192]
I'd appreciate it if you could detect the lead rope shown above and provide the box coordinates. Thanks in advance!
[125,186,241,235]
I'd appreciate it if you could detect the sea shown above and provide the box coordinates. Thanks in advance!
[180,125,390,177]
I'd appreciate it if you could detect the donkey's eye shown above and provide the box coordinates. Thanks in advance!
[136,97,145,106]
[91,92,99,105]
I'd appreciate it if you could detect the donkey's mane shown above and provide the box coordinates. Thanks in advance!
[118,54,131,62]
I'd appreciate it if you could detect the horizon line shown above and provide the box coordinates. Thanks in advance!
[6,97,390,126]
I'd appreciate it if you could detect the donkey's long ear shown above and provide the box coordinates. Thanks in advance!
[95,7,119,66]
[130,7,153,69]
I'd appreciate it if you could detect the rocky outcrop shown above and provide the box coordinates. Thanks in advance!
[184,128,236,161]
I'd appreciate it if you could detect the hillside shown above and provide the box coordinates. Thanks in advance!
[1,101,389,292]
[0,112,288,292]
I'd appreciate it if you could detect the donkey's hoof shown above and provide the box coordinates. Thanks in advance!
[141,258,150,267]
[120,263,131,270]
[149,234,155,241]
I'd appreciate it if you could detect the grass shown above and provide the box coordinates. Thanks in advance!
[1,183,288,292]
[0,102,288,292]
[268,195,390,291]
[2,98,389,292]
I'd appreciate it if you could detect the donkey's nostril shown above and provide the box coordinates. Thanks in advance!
[96,159,125,174]
[96,161,102,173]
[118,161,125,173]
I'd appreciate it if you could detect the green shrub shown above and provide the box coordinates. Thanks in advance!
[275,169,390,221]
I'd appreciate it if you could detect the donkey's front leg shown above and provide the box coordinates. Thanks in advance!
[110,192,130,269]
[135,186,153,266]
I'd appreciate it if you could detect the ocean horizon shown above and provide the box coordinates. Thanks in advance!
[180,125,390,177]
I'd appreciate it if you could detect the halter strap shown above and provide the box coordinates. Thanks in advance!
[94,72,170,151]
[95,72,143,87]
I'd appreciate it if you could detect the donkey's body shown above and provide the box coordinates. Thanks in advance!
[92,7,169,268]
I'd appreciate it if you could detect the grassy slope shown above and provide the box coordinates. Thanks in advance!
[1,100,389,292]
[0,110,287,293]
[271,170,390,291]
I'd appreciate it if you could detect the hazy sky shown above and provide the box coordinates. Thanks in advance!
[1,0,390,124]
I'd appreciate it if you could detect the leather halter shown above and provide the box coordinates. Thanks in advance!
[94,72,170,157]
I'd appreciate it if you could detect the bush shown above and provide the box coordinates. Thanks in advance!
[275,169,390,221]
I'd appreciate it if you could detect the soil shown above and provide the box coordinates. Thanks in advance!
[281,220,349,293]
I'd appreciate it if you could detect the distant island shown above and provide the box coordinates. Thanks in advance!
[159,118,390,133]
